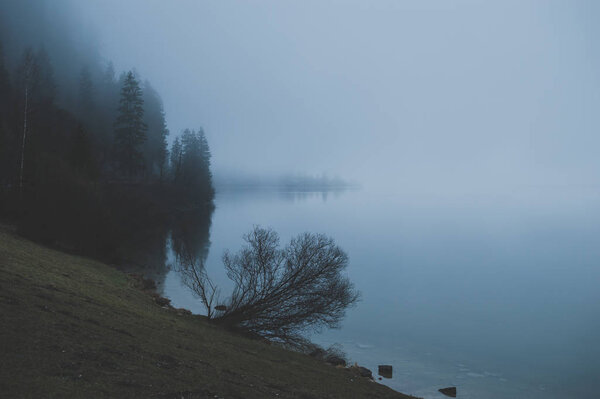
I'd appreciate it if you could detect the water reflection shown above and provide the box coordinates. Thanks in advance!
[277,189,349,203]
[216,185,356,203]
[118,206,214,291]
[158,185,600,399]
[170,208,213,269]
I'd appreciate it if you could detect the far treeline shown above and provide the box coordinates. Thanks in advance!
[0,42,214,258]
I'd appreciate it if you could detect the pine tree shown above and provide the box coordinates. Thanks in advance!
[96,62,118,164]
[170,137,182,181]
[0,41,12,185]
[78,65,95,120]
[157,110,169,180]
[175,128,215,200]
[69,125,96,179]
[198,128,211,174]
[34,47,56,106]
[197,128,214,197]
[113,71,147,179]
[0,41,9,105]
[103,62,116,86]
[142,80,169,179]
[180,128,200,187]
[100,62,117,110]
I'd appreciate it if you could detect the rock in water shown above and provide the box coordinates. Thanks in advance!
[378,365,393,378]
[438,387,457,397]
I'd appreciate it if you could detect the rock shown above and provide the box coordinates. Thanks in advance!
[129,274,157,291]
[350,365,373,379]
[308,347,326,359]
[438,387,457,397]
[325,355,346,367]
[175,308,192,316]
[151,293,171,307]
[141,277,156,290]
[378,365,393,378]
[358,366,372,379]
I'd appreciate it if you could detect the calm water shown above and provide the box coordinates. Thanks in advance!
[156,185,600,399]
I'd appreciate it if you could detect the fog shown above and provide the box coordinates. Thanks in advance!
[12,0,580,190]
[2,2,599,398]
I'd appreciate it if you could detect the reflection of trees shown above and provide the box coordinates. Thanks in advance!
[171,206,213,269]
[277,188,350,203]
[116,205,214,290]
[116,227,169,287]
[170,206,215,313]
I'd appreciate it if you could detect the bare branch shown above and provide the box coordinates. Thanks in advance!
[216,227,359,345]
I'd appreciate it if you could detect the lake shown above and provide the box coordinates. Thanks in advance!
[155,185,600,399]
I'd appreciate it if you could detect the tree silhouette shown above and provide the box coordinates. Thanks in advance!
[172,128,214,200]
[114,71,147,179]
[0,41,13,186]
[179,227,360,346]
[142,80,169,179]
[78,65,95,121]
[170,136,182,181]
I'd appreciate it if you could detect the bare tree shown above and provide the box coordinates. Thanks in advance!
[174,239,220,319]
[179,226,360,346]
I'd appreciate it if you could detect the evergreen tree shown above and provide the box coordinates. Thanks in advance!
[174,128,215,200]
[0,41,10,106]
[99,62,117,111]
[170,136,182,181]
[78,65,95,120]
[102,62,116,86]
[33,47,56,106]
[197,128,214,197]
[113,71,147,179]
[15,48,38,102]
[180,128,199,187]
[14,47,57,110]
[95,62,118,165]
[142,80,169,179]
[0,41,12,185]
[68,125,96,179]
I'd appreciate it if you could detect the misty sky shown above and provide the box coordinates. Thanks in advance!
[67,0,599,188]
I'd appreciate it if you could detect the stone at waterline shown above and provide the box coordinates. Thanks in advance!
[378,365,393,378]
[358,366,372,379]
[350,364,373,379]
[325,355,346,367]
[151,293,171,307]
[438,386,457,397]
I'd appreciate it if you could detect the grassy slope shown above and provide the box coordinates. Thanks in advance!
[0,230,417,399]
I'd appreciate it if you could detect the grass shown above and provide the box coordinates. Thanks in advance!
[0,229,418,399]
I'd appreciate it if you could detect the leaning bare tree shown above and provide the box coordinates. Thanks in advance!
[174,237,220,319]
[179,226,359,347]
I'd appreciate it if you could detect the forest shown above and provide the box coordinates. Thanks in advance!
[0,1,214,260]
